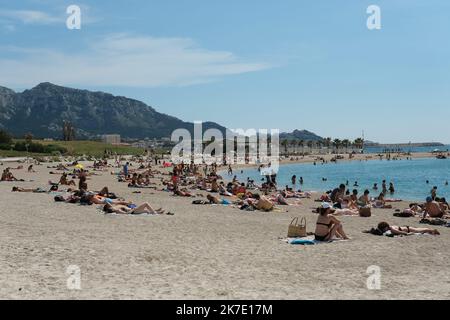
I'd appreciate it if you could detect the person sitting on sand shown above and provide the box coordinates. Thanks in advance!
[27,165,36,173]
[210,178,219,193]
[59,173,76,186]
[367,222,440,236]
[341,198,359,211]
[350,189,358,202]
[372,193,393,209]
[1,168,24,181]
[78,174,88,191]
[103,202,169,215]
[314,202,350,241]
[423,197,446,219]
[358,190,371,207]
[330,184,346,205]
[219,182,233,197]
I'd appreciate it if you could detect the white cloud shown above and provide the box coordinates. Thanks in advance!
[0,10,62,24]
[0,34,271,88]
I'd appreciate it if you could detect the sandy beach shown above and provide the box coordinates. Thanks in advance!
[1,159,449,300]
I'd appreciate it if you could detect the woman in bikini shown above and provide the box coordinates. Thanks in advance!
[315,203,350,241]
[374,222,440,236]
[103,202,167,215]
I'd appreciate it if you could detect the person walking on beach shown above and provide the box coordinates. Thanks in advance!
[228,165,233,176]
[123,162,129,177]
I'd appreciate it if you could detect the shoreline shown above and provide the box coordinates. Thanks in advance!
[221,153,447,203]
[225,151,442,172]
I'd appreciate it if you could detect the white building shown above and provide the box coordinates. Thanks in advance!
[102,134,121,145]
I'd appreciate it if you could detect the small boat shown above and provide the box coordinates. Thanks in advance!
[436,155,447,159]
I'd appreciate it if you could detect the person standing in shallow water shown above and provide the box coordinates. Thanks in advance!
[389,182,395,194]
[431,186,438,200]
[382,180,387,195]
[291,175,297,186]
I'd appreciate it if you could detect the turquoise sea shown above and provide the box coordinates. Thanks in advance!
[233,157,450,201]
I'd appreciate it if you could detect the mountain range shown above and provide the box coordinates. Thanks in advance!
[0,83,324,141]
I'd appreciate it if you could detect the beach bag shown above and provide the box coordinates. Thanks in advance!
[359,207,372,217]
[288,217,307,238]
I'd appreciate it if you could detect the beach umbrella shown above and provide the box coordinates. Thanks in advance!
[75,164,84,170]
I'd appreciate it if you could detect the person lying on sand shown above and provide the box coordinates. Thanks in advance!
[206,194,232,205]
[103,202,171,215]
[12,186,49,193]
[366,222,440,236]
[249,194,274,212]
[315,202,350,241]
[173,187,194,197]
[86,193,130,206]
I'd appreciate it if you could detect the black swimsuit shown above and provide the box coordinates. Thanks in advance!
[315,221,333,241]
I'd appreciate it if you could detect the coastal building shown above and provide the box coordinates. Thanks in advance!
[102,134,121,145]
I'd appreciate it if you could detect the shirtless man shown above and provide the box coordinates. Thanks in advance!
[423,197,446,219]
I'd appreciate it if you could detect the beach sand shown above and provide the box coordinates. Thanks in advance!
[1,160,449,300]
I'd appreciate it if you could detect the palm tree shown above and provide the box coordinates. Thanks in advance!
[298,140,304,155]
[281,139,288,156]
[333,139,342,153]
[324,137,332,153]
[290,140,297,155]
[307,140,313,154]
[353,138,365,151]
[342,139,350,153]
[316,140,323,154]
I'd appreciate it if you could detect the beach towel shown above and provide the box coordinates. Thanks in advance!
[284,236,348,245]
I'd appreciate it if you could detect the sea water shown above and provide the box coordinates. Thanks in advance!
[232,157,450,201]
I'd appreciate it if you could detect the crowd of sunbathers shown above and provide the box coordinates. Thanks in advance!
[4,157,449,238]
[145,162,316,212]
[8,159,173,216]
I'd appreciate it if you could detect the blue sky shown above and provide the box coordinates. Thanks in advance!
[1,0,450,143]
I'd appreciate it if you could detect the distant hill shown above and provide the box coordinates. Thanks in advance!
[279,129,323,141]
[0,82,227,140]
